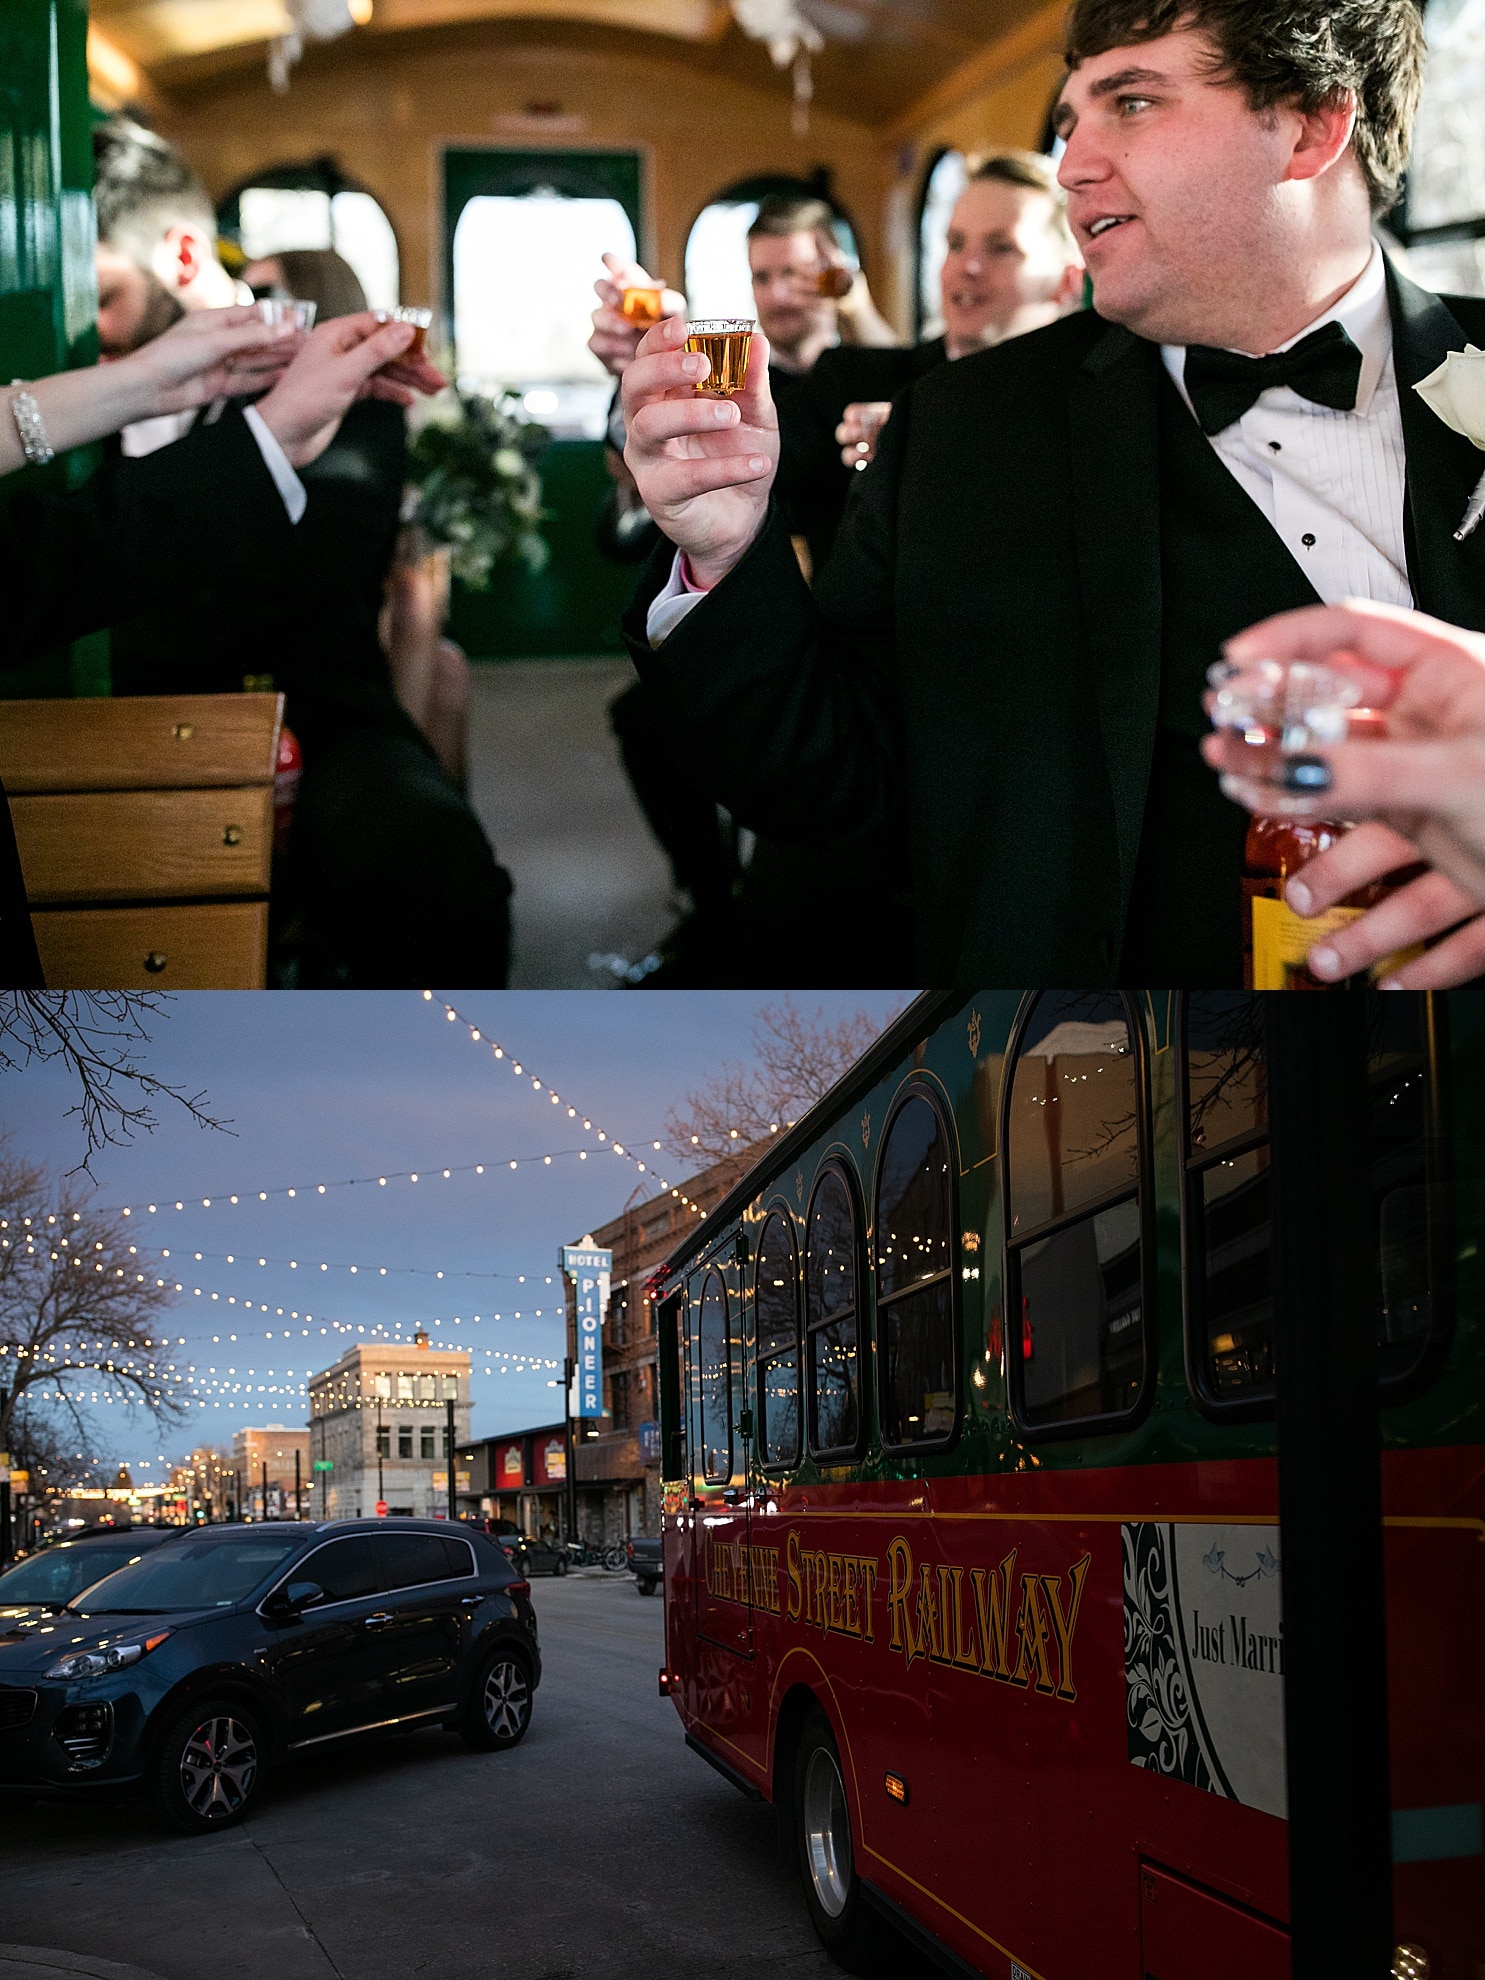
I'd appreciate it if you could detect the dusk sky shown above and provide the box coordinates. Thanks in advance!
[2,990,906,1484]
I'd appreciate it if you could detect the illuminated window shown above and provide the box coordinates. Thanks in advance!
[697,1270,732,1484]
[874,1097,956,1450]
[805,1167,862,1458]
[1394,0,1485,295]
[220,167,399,308]
[452,189,633,436]
[755,1212,800,1470]
[1181,993,1448,1410]
[916,149,966,340]
[1003,993,1147,1434]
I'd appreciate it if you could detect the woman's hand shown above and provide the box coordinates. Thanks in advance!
[126,304,299,410]
[1203,598,1485,987]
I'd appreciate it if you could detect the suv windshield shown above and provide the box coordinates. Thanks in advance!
[0,1542,153,1609]
[79,1536,302,1613]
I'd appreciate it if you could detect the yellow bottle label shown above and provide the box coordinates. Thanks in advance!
[1250,894,1423,989]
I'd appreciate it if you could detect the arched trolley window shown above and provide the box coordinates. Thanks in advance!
[218,159,400,309]
[696,1268,732,1485]
[874,1093,958,1451]
[805,1165,866,1460]
[684,173,863,323]
[1002,993,1152,1436]
[755,1212,801,1470]
[1180,992,1450,1412]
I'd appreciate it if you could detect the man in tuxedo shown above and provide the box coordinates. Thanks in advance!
[787,150,1085,561]
[619,0,1485,987]
[91,121,512,988]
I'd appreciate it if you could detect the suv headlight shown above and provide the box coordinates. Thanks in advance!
[46,1631,171,1679]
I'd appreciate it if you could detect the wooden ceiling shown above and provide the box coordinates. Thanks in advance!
[90,0,1056,128]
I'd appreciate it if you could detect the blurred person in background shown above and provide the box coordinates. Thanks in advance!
[588,206,907,981]
[92,123,512,987]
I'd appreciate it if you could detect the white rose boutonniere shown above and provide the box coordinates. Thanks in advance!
[1414,344,1485,541]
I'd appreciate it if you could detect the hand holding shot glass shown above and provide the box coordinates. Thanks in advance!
[1203,598,1485,988]
[619,312,779,589]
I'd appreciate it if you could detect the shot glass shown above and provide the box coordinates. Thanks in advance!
[256,297,317,331]
[621,285,664,328]
[1206,654,1374,788]
[373,305,433,361]
[684,318,755,398]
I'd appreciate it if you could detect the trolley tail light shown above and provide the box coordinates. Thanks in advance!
[659,1668,676,1695]
[885,1772,910,1805]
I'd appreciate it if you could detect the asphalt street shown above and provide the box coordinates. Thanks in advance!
[1,1573,932,1980]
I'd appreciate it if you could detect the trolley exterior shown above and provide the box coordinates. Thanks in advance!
[651,990,1483,1980]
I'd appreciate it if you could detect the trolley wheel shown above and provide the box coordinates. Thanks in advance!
[151,1696,266,1834]
[794,1710,878,1971]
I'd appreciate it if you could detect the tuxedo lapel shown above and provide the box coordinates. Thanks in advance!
[1067,322,1164,923]
[1390,263,1485,632]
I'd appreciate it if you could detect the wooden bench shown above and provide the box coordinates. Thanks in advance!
[0,694,283,988]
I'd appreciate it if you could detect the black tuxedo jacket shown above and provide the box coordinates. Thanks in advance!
[0,406,296,985]
[624,268,1485,985]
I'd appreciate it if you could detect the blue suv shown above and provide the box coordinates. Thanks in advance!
[0,1518,539,1832]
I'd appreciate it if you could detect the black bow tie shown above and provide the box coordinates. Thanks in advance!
[1183,321,1363,436]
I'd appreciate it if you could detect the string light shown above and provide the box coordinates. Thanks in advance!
[422,993,708,1216]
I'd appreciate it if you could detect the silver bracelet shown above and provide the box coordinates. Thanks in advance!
[9,382,55,467]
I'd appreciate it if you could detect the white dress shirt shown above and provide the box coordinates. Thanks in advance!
[1161,240,1411,609]
[646,241,1414,644]
[119,402,307,524]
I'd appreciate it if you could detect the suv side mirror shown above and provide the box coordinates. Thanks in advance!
[265,1579,325,1617]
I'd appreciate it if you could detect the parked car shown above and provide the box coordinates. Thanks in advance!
[0,1528,182,1623]
[626,1536,662,1596]
[0,1518,539,1833]
[495,1532,568,1577]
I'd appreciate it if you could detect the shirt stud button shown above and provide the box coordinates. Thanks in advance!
[1301,532,1317,548]
[1268,440,1281,453]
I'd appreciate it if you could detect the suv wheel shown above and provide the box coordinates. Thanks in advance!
[462,1645,533,1750]
[152,1699,265,1833]
[794,1711,879,1971]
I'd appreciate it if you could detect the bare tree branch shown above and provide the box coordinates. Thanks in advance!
[0,1142,188,1455]
[662,997,908,1162]
[0,993,232,1176]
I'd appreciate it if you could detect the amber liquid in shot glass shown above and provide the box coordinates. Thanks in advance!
[621,285,664,327]
[816,264,855,299]
[684,318,755,397]
[374,305,432,361]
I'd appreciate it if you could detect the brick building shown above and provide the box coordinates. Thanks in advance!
[231,1426,311,1520]
[565,1146,764,1545]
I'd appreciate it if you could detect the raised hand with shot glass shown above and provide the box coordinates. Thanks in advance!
[591,253,687,378]
[621,312,778,589]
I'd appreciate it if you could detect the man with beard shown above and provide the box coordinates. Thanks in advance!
[92,121,512,987]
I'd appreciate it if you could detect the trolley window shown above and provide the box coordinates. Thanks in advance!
[1004,993,1147,1433]
[1183,991,1274,1405]
[697,1269,732,1484]
[1180,992,1447,1408]
[756,1213,801,1470]
[658,1291,686,1482]
[806,1167,864,1458]
[875,1094,957,1450]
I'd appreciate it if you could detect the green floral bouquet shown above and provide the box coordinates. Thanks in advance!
[402,388,551,588]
